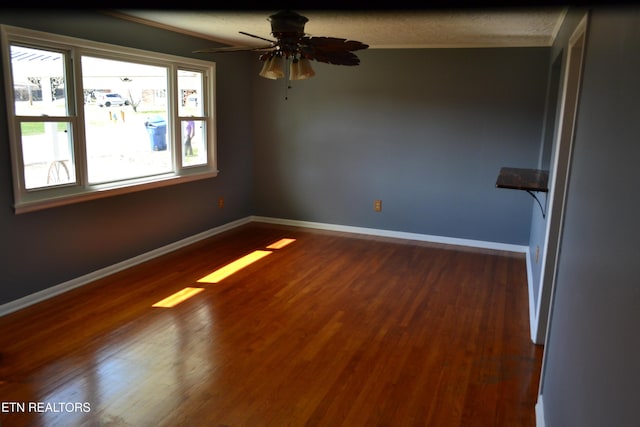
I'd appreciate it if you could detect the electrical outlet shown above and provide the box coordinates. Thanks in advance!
[218,197,224,208]
[374,199,382,212]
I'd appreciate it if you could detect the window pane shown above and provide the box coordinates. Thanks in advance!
[21,121,76,189]
[81,56,171,183]
[3,26,216,212]
[11,46,68,117]
[181,119,207,167]
[178,69,203,117]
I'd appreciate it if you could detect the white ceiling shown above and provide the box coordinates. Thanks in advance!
[111,8,567,50]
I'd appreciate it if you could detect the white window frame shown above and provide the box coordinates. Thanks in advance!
[1,24,217,214]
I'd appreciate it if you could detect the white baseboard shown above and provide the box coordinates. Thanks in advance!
[536,395,545,427]
[1,215,530,317]
[251,216,529,253]
[0,217,252,317]
[525,247,540,343]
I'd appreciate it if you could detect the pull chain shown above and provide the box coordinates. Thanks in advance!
[284,57,292,100]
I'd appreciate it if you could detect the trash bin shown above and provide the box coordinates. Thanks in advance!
[144,115,167,151]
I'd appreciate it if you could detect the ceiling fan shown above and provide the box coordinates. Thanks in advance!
[194,10,369,81]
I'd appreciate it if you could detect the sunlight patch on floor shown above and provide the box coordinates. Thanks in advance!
[197,250,272,284]
[266,238,296,249]
[152,237,296,307]
[152,287,205,308]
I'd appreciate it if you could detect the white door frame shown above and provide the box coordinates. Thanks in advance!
[534,13,589,346]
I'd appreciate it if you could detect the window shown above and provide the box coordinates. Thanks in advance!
[1,25,217,213]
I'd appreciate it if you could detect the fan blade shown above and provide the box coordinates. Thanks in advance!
[194,31,276,54]
[301,37,369,66]
[239,31,276,44]
[305,36,369,52]
[305,50,362,66]
[194,44,274,54]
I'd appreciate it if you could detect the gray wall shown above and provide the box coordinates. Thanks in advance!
[540,7,640,426]
[252,47,549,244]
[0,11,255,305]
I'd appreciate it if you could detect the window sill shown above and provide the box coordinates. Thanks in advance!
[14,170,219,214]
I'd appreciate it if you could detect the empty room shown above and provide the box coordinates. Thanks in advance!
[1,4,638,427]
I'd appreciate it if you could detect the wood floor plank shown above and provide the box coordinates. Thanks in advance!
[0,222,542,426]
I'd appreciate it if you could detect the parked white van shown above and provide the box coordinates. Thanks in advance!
[96,92,128,107]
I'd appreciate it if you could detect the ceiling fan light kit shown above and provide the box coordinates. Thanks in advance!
[258,55,285,79]
[290,58,315,80]
[195,9,367,85]
[259,55,316,81]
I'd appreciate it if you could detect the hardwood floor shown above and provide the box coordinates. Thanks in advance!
[0,222,543,427]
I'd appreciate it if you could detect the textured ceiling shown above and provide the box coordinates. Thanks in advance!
[112,8,567,49]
